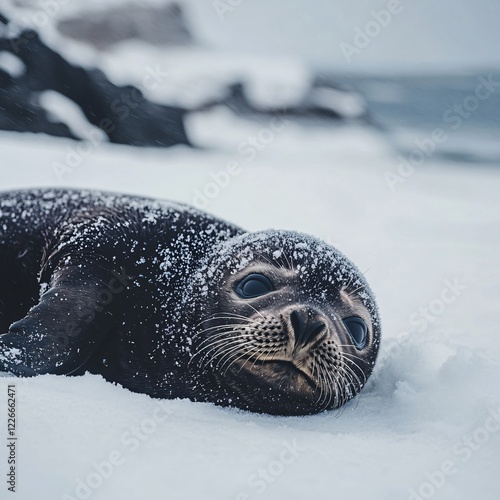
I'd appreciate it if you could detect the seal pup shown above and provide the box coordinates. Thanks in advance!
[0,189,381,415]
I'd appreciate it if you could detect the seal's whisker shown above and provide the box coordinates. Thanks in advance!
[216,336,274,369]
[243,302,265,320]
[327,366,343,410]
[194,322,252,338]
[342,273,354,291]
[329,365,347,410]
[347,282,366,296]
[361,266,372,277]
[340,362,364,389]
[337,365,356,396]
[194,323,246,337]
[209,312,256,322]
[322,370,336,411]
[220,347,255,375]
[195,314,253,328]
[192,328,247,350]
[311,358,325,406]
[341,356,368,383]
[335,348,368,363]
[215,344,250,372]
[258,253,284,270]
[342,357,367,384]
[351,392,362,411]
[193,331,248,352]
[191,335,245,367]
[246,345,283,372]
[338,364,363,411]
[279,245,292,270]
[324,370,337,411]
[226,340,285,374]
[199,343,244,372]
[223,346,264,374]
[315,357,335,409]
[195,334,248,360]
[220,343,269,374]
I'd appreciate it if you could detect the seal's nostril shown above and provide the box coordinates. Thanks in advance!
[310,323,325,340]
[290,309,325,347]
[290,310,303,337]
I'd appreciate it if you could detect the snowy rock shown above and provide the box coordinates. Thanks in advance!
[0,15,189,146]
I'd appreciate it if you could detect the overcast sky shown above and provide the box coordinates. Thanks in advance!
[184,0,500,73]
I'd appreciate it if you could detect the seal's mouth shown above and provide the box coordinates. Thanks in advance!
[241,358,317,388]
[215,355,331,415]
[226,355,319,396]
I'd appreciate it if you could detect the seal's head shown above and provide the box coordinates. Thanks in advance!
[187,230,381,416]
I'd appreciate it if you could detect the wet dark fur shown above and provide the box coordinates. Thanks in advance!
[0,189,241,398]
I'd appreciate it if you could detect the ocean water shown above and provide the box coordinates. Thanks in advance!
[333,72,500,165]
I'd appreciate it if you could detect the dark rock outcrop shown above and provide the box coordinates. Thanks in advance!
[0,14,189,147]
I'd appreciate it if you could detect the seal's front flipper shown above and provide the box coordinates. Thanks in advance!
[0,263,123,376]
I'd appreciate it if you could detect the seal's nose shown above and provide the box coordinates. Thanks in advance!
[289,308,325,347]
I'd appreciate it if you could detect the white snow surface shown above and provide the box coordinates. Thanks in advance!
[0,114,499,500]
[0,50,25,78]
[38,91,108,142]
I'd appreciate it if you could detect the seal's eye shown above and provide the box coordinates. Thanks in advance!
[235,274,274,299]
[343,317,367,349]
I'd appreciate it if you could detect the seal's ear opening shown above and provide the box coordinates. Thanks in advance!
[342,317,367,349]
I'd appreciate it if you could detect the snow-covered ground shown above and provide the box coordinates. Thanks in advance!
[0,113,499,499]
